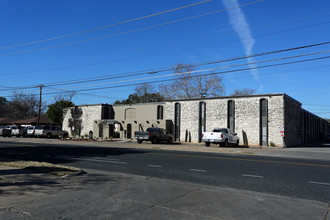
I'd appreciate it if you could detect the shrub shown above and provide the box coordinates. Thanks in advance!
[270,141,276,147]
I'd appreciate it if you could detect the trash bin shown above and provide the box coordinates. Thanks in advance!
[89,131,93,140]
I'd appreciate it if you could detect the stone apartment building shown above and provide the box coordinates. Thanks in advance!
[62,93,329,147]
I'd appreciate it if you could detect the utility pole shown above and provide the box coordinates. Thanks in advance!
[37,85,44,126]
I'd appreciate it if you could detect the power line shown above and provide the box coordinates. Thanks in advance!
[48,55,330,94]
[5,10,330,76]
[3,17,330,79]
[8,54,329,97]
[2,40,330,91]
[0,0,264,57]
[46,86,123,100]
[0,0,214,50]
[47,49,330,91]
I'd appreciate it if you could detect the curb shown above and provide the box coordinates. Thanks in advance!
[62,169,87,178]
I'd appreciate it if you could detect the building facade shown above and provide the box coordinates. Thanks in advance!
[62,94,329,147]
[63,104,114,138]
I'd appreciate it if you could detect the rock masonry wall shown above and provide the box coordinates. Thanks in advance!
[166,95,285,147]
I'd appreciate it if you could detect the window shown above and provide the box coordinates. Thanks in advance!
[199,102,206,142]
[227,100,235,132]
[260,99,268,146]
[174,103,181,141]
[161,129,166,136]
[157,105,163,120]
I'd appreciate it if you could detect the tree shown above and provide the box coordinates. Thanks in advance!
[115,83,164,104]
[134,83,155,97]
[8,92,43,120]
[158,63,225,99]
[53,92,75,102]
[0,97,9,118]
[68,106,83,137]
[231,88,255,96]
[46,100,75,126]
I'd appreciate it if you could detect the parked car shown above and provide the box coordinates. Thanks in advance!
[16,126,28,137]
[0,125,8,136]
[202,128,239,147]
[134,127,173,144]
[3,125,27,137]
[34,125,68,138]
[2,125,17,137]
[26,126,36,137]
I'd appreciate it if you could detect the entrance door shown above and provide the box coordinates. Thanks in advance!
[109,124,114,138]
[127,124,132,139]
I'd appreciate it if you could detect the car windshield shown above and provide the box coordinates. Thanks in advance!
[36,126,44,129]
[213,128,227,133]
[28,127,35,130]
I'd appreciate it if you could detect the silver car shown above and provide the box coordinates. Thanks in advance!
[27,126,36,137]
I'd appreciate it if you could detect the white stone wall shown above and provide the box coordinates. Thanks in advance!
[63,105,102,137]
[166,95,285,146]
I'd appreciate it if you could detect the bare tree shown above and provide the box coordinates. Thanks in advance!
[134,83,155,97]
[231,88,255,96]
[115,83,164,104]
[0,97,9,118]
[158,63,225,99]
[8,92,45,120]
[53,91,75,102]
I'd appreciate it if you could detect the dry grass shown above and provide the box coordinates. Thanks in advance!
[0,161,80,177]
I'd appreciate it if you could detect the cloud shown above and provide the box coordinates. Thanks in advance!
[222,0,258,80]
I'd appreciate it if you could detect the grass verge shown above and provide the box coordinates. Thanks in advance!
[0,160,80,177]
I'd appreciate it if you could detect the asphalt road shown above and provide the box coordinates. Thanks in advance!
[1,141,330,202]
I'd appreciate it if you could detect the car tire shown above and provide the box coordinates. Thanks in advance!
[168,138,172,144]
[151,137,158,144]
[46,133,52,139]
[137,140,143,144]
[205,142,210,147]
[224,139,228,147]
[235,140,239,147]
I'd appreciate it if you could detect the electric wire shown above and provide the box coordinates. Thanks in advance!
[3,17,330,79]
[3,54,328,97]
[0,0,214,50]
[46,49,330,91]
[0,0,264,57]
[2,40,330,91]
[5,9,330,75]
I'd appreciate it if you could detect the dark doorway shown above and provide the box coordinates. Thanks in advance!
[109,124,114,138]
[166,120,173,136]
[99,124,103,138]
[127,124,132,139]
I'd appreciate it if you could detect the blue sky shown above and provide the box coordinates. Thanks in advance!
[1,0,330,118]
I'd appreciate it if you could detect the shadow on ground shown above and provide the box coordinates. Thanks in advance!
[0,167,116,197]
[0,142,147,165]
[287,142,330,148]
[0,142,147,194]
